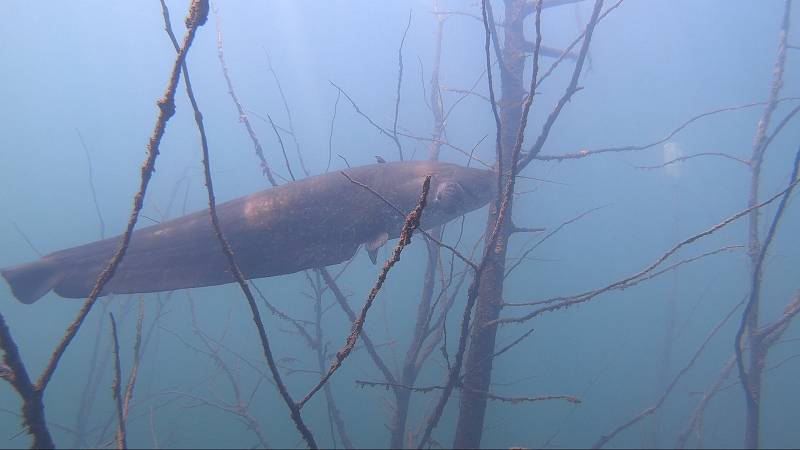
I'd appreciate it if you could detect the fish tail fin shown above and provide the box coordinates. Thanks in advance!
[1,258,63,304]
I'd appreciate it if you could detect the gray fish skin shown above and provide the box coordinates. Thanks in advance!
[1,161,496,304]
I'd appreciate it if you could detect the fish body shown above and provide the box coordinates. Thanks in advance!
[2,161,496,303]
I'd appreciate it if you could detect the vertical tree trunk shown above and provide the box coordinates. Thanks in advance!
[742,3,792,447]
[453,0,527,446]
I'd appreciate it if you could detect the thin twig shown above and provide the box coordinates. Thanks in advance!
[36,0,209,395]
[593,297,745,448]
[307,271,355,448]
[356,380,580,405]
[10,221,42,257]
[519,0,606,171]
[109,313,126,450]
[395,131,493,168]
[122,298,144,422]
[495,179,798,326]
[329,81,402,154]
[165,3,316,447]
[536,0,624,88]
[76,129,106,239]
[634,152,751,170]
[73,297,112,448]
[735,9,798,429]
[392,11,412,161]
[214,9,278,186]
[319,267,399,389]
[676,356,737,449]
[266,112,296,181]
[326,90,341,173]
[340,171,477,269]
[533,98,800,162]
[505,205,607,279]
[481,0,503,192]
[506,245,741,311]
[264,48,310,177]
[298,176,432,409]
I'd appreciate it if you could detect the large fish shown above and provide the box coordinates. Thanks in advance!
[2,161,496,304]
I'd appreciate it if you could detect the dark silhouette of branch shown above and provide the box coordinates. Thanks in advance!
[177,297,273,448]
[109,313,126,450]
[265,112,296,181]
[532,98,800,162]
[299,176,432,409]
[505,205,606,279]
[482,0,504,198]
[428,6,446,159]
[0,407,77,437]
[76,129,106,239]
[326,90,341,173]
[676,355,737,448]
[213,9,278,186]
[10,221,41,257]
[504,245,742,312]
[737,147,799,399]
[736,5,796,438]
[162,389,269,447]
[340,171,477,269]
[392,11,412,161]
[634,152,751,170]
[395,131,493,168]
[305,271,355,448]
[441,86,492,103]
[356,380,580,405]
[0,312,54,448]
[593,297,744,449]
[82,298,142,448]
[518,0,608,171]
[417,0,541,443]
[122,298,144,423]
[162,2,316,447]
[329,81,403,156]
[77,297,139,448]
[443,2,604,446]
[522,42,577,59]
[73,298,111,447]
[495,179,798,326]
[390,25,452,436]
[758,291,800,344]
[263,49,310,177]
[535,0,624,88]
[319,267,399,389]
[251,282,316,343]
[36,0,209,402]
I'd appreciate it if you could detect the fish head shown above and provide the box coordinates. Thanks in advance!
[418,162,497,228]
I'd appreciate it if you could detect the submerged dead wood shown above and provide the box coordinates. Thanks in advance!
[0,3,208,448]
[163,2,317,447]
[450,1,604,447]
[736,2,794,447]
[299,176,432,408]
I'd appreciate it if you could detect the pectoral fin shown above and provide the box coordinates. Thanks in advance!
[365,231,389,264]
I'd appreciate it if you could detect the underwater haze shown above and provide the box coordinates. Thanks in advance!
[1,0,799,448]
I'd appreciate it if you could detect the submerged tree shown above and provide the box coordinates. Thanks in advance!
[1,1,798,449]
